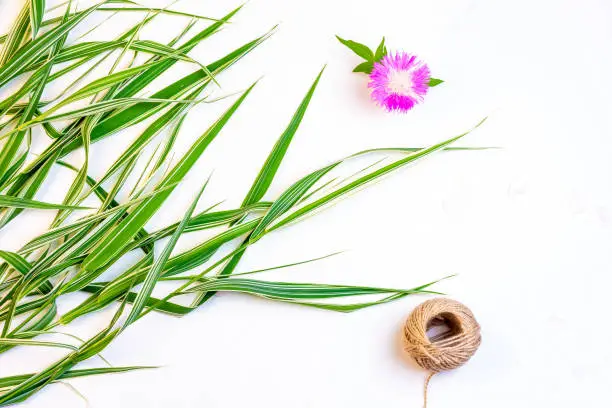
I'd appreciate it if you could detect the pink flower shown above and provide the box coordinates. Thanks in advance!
[368,52,431,113]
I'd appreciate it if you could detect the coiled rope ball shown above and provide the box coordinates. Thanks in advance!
[403,298,481,407]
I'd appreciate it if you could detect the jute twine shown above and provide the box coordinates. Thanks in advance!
[403,298,481,407]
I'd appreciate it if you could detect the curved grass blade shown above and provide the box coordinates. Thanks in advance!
[50,19,144,228]
[269,118,488,233]
[105,6,241,102]
[249,163,337,242]
[9,96,206,133]
[37,39,216,79]
[0,366,156,389]
[185,278,434,300]
[240,67,326,207]
[80,84,207,197]
[0,251,31,275]
[0,338,77,351]
[0,313,126,405]
[0,195,92,210]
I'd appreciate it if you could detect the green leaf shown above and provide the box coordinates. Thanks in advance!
[428,77,444,87]
[57,60,173,106]
[336,35,374,61]
[10,96,204,132]
[185,277,437,300]
[352,61,373,73]
[374,36,387,62]
[0,366,155,389]
[29,0,45,38]
[250,163,338,241]
[0,4,31,65]
[0,195,92,210]
[268,118,488,233]
[0,338,77,351]
[240,67,325,207]
[0,251,31,275]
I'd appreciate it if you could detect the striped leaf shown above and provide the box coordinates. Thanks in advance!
[0,4,31,65]
[0,366,155,389]
[0,338,77,351]
[29,0,45,38]
[240,67,326,207]
[268,118,488,233]
[0,195,92,210]
[186,277,441,300]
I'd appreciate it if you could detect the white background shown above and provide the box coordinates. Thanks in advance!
[1,0,612,407]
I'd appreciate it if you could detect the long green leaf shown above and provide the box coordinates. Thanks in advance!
[185,277,435,300]
[0,195,92,210]
[0,338,77,351]
[0,4,31,65]
[0,366,155,389]
[29,0,45,38]
[240,67,325,207]
[269,118,488,233]
[250,163,337,241]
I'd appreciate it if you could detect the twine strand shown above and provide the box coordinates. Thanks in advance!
[423,372,435,408]
[402,298,481,407]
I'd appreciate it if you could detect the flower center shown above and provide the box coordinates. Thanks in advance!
[387,69,414,95]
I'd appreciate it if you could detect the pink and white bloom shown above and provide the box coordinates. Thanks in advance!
[368,52,431,113]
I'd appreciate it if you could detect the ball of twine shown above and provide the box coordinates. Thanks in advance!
[403,298,481,407]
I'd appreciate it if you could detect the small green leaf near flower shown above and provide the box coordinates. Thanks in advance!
[352,61,374,73]
[428,77,444,87]
[335,35,374,61]
[374,36,387,62]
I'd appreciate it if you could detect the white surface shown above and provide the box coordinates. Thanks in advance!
[1,0,612,407]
